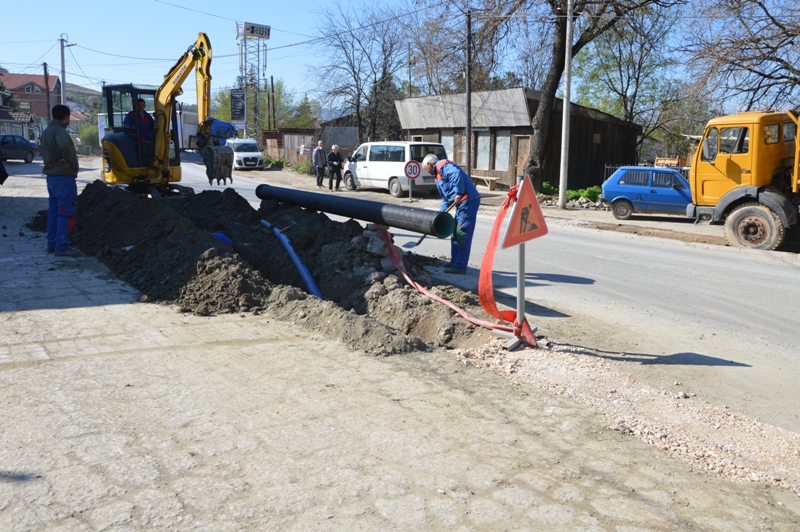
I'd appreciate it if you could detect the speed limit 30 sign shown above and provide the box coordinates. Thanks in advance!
[404,160,422,180]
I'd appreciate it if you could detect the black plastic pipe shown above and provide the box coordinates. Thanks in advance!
[255,184,455,238]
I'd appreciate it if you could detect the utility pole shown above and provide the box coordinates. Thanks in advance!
[557,0,574,209]
[60,35,67,105]
[407,42,413,140]
[59,34,75,107]
[43,63,51,119]
[465,10,472,176]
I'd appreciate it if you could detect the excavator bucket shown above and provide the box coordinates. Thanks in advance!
[199,144,234,186]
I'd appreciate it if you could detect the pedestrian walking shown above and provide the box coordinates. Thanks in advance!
[326,145,344,191]
[422,154,481,274]
[312,140,326,188]
[41,104,81,257]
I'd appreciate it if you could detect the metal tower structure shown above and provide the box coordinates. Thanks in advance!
[236,22,270,141]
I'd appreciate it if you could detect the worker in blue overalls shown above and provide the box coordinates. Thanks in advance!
[422,153,481,274]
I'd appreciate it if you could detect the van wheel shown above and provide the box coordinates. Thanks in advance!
[344,173,356,190]
[612,200,633,220]
[24,151,33,164]
[389,177,402,198]
[724,202,785,250]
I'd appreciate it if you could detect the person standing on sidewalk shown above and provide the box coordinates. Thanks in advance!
[312,140,326,189]
[41,104,80,257]
[326,145,344,191]
[422,153,480,274]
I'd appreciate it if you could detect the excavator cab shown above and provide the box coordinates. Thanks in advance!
[102,84,180,184]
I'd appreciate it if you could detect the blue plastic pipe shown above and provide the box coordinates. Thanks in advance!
[260,220,324,300]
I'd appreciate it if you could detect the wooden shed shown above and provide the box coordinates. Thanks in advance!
[395,88,641,190]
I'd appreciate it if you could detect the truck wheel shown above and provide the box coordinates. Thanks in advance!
[389,177,402,198]
[24,151,33,164]
[723,202,785,250]
[612,199,633,220]
[344,173,356,190]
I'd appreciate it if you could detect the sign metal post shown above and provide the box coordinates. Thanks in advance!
[404,160,421,203]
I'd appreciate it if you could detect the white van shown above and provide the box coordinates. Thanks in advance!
[226,138,264,170]
[343,141,447,197]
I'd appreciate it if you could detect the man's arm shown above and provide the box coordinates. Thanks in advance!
[55,129,75,167]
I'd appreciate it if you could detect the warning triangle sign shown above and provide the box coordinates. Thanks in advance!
[501,175,548,248]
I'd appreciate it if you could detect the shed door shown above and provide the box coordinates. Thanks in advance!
[514,136,531,179]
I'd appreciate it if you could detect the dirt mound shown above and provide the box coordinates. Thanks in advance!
[68,181,490,354]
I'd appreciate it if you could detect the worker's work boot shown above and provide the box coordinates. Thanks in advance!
[444,267,466,275]
[54,248,82,257]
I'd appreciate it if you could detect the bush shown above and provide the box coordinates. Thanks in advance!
[566,189,582,201]
[78,124,100,154]
[581,186,602,202]
[294,161,310,174]
[540,181,558,195]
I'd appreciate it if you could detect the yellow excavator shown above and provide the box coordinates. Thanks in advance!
[100,32,233,195]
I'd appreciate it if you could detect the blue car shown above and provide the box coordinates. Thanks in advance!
[600,167,692,220]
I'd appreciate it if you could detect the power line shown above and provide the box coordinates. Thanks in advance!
[153,0,318,38]
[15,41,59,74]
[73,44,172,61]
[0,39,58,44]
[67,45,96,87]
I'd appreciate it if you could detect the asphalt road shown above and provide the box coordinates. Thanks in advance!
[139,158,800,433]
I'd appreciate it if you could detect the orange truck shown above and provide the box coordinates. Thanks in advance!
[688,110,799,250]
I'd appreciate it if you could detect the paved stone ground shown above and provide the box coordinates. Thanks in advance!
[1,161,799,530]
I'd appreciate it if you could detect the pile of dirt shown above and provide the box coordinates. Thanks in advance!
[67,181,491,355]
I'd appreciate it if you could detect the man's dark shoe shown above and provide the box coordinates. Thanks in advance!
[54,248,82,257]
[47,248,54,254]
[444,267,466,275]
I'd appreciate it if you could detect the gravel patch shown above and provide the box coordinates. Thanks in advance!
[454,339,800,495]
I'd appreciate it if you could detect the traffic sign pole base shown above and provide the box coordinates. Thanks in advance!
[491,329,516,340]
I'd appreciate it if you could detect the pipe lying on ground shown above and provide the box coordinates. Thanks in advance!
[255,184,455,238]
[260,219,324,300]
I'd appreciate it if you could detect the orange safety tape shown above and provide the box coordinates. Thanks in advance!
[477,185,537,346]
[378,230,516,334]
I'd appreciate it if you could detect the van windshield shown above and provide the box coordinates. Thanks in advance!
[411,144,447,162]
[234,144,260,153]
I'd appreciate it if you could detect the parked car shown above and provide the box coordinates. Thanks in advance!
[600,166,692,220]
[226,138,264,170]
[0,134,39,164]
[343,141,447,197]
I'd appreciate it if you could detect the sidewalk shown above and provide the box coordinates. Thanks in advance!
[1,163,799,529]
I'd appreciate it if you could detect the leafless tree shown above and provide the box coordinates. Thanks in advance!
[685,0,800,111]
[312,4,408,143]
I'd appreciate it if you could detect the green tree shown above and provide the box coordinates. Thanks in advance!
[573,5,682,157]
[284,94,317,129]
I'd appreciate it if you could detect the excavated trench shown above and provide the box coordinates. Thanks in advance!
[59,181,492,355]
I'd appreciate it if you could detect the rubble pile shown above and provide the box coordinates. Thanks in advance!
[68,181,491,354]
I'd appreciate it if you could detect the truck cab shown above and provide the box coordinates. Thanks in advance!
[688,111,799,250]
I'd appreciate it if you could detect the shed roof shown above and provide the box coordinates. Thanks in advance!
[0,110,36,123]
[395,87,640,132]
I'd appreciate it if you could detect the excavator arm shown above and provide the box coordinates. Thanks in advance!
[154,32,232,185]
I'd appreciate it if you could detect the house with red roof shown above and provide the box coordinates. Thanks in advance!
[0,72,61,121]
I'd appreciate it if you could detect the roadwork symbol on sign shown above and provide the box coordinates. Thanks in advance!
[501,175,548,248]
[404,160,422,180]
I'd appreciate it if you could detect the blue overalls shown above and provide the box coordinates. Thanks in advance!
[434,160,481,270]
